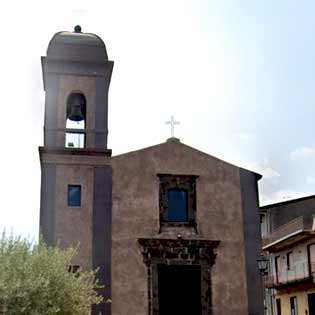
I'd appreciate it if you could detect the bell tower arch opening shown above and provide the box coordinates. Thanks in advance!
[65,92,86,148]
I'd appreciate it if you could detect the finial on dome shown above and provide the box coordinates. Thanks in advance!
[46,26,108,61]
[74,25,82,33]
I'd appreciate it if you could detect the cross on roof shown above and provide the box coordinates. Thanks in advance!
[165,116,180,138]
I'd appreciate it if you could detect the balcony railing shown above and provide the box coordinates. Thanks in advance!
[262,215,313,247]
[264,261,312,288]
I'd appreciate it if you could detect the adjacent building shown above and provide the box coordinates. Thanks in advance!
[261,196,315,315]
[39,27,264,315]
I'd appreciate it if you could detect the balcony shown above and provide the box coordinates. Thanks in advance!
[262,215,313,248]
[264,261,313,288]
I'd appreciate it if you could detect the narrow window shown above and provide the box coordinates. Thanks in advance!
[68,185,81,207]
[275,256,280,284]
[167,189,188,222]
[290,296,298,315]
[276,298,281,315]
[260,213,268,237]
[65,93,86,148]
[308,244,315,273]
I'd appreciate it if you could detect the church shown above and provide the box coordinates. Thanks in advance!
[39,26,264,315]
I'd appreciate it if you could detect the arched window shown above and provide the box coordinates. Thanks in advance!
[65,93,86,148]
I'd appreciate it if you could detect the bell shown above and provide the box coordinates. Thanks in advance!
[67,94,86,122]
[68,103,84,121]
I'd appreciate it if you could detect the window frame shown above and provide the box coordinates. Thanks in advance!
[157,174,198,227]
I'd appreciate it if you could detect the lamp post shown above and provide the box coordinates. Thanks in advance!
[257,253,270,315]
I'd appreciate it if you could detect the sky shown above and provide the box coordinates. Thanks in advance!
[1,0,315,239]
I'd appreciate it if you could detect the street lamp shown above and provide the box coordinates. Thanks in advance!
[257,253,270,315]
[257,253,269,276]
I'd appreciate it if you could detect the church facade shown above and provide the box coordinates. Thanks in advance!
[39,27,264,315]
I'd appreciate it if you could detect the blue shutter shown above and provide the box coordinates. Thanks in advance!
[167,189,188,222]
[68,185,81,207]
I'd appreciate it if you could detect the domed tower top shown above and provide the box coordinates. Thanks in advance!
[46,25,108,61]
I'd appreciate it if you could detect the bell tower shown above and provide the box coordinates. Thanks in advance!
[39,26,113,315]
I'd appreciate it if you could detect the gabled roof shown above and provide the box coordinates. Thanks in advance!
[112,137,262,180]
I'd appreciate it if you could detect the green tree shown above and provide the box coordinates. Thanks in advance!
[0,233,102,315]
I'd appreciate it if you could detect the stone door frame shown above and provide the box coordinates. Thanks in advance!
[138,238,220,315]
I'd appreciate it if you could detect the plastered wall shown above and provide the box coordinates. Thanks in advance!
[111,140,260,315]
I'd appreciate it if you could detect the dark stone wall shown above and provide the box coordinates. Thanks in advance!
[92,167,112,315]
[240,168,264,315]
[39,163,56,245]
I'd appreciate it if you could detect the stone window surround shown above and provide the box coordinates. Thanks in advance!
[157,174,198,228]
[138,238,220,315]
